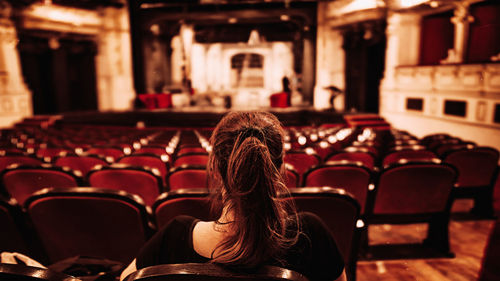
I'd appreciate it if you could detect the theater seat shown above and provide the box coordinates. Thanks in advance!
[117,154,170,183]
[326,147,375,171]
[303,161,372,213]
[0,154,43,172]
[173,153,209,167]
[284,150,321,183]
[443,146,499,218]
[167,165,207,190]
[284,164,300,188]
[0,164,82,206]
[24,187,153,264]
[153,188,212,228]
[366,159,457,256]
[87,164,163,206]
[53,154,109,177]
[123,263,308,281]
[283,187,361,281]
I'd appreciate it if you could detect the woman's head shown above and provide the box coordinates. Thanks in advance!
[208,111,298,268]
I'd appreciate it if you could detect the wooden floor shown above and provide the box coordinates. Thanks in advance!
[357,200,495,281]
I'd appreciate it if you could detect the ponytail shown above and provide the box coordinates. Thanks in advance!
[208,112,300,268]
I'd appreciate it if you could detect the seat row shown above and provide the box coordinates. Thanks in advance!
[0,186,361,281]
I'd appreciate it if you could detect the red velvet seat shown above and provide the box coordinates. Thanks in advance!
[283,187,361,281]
[167,165,207,190]
[284,150,321,182]
[25,187,153,264]
[173,153,209,167]
[117,154,169,183]
[303,161,372,213]
[0,155,43,172]
[53,154,109,177]
[85,146,126,162]
[35,147,73,162]
[133,145,169,157]
[366,160,457,256]
[153,188,213,228]
[87,164,163,206]
[176,146,206,157]
[443,146,499,217]
[382,147,436,167]
[1,164,81,206]
[326,147,375,171]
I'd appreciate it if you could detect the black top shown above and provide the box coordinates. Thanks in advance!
[136,212,344,281]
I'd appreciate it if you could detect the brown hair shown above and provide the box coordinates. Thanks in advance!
[207,111,299,268]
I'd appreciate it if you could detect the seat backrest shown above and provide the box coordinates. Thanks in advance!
[87,164,163,206]
[1,164,81,206]
[173,153,209,167]
[373,160,457,215]
[153,188,213,228]
[284,150,321,177]
[284,187,360,281]
[0,263,81,281]
[0,155,43,172]
[443,147,499,187]
[123,263,308,281]
[85,147,125,162]
[53,155,108,177]
[167,165,208,190]
[382,149,436,167]
[133,146,169,157]
[25,187,152,264]
[118,154,169,181]
[0,198,30,255]
[176,146,206,157]
[303,161,371,213]
[326,149,375,171]
[35,147,72,161]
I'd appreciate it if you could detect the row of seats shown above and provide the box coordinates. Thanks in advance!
[0,186,361,280]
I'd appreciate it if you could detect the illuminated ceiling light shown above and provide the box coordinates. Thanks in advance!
[280,14,290,21]
[228,17,237,24]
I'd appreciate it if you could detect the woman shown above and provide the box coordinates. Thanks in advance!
[120,111,346,281]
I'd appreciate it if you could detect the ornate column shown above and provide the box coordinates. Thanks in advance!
[0,0,32,127]
[95,4,135,110]
[442,2,474,64]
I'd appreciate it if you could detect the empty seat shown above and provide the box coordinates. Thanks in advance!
[53,154,109,177]
[176,145,206,157]
[35,147,73,162]
[25,187,153,264]
[0,263,81,281]
[326,147,375,171]
[133,145,169,157]
[303,161,372,213]
[0,154,43,172]
[443,146,499,217]
[366,159,457,255]
[283,187,361,281]
[123,263,308,281]
[117,154,170,183]
[87,164,163,206]
[167,165,207,190]
[1,164,81,206]
[85,146,126,162]
[382,147,436,167]
[173,153,209,167]
[284,150,321,182]
[153,188,213,228]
